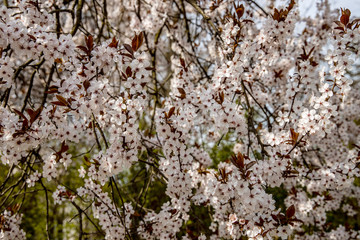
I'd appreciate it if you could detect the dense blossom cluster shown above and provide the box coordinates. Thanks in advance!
[0,0,360,239]
[0,210,25,240]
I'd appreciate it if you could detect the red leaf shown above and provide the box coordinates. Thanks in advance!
[13,109,29,129]
[180,58,186,69]
[54,141,69,162]
[123,44,134,55]
[126,66,132,77]
[290,128,299,146]
[108,36,118,48]
[51,101,67,107]
[177,88,186,95]
[131,32,144,51]
[168,107,175,118]
[334,20,344,27]
[138,32,144,49]
[56,95,68,106]
[60,141,69,152]
[76,45,88,53]
[246,161,256,170]
[26,109,34,119]
[83,80,90,91]
[86,35,94,52]
[27,34,36,41]
[286,205,295,218]
[121,53,134,59]
[26,106,43,125]
[235,4,245,19]
[45,86,59,94]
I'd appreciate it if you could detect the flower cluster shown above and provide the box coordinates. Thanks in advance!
[0,0,360,239]
[0,210,26,240]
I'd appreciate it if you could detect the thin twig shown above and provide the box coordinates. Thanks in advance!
[71,0,85,36]
[39,179,51,240]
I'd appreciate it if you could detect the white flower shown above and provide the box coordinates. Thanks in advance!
[276,111,290,127]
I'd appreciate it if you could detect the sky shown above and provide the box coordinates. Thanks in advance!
[255,0,360,17]
[329,0,360,14]
[300,0,360,17]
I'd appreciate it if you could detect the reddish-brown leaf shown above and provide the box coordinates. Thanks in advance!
[108,36,118,48]
[236,4,245,19]
[84,156,91,166]
[334,20,345,27]
[246,161,256,170]
[13,109,29,128]
[86,35,94,52]
[60,141,69,152]
[56,95,68,106]
[54,58,62,64]
[131,32,144,51]
[132,211,142,217]
[290,128,299,146]
[126,66,132,77]
[180,58,186,68]
[45,86,59,94]
[144,67,153,71]
[83,79,90,91]
[242,19,254,24]
[340,14,350,26]
[286,205,296,218]
[230,152,245,170]
[168,107,175,118]
[287,0,295,12]
[54,141,69,162]
[123,44,134,55]
[26,106,43,125]
[177,88,186,95]
[76,45,88,53]
[273,8,280,21]
[138,32,144,46]
[51,101,67,107]
[27,34,36,41]
[219,91,224,104]
[121,53,134,59]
